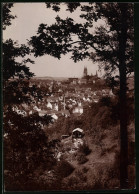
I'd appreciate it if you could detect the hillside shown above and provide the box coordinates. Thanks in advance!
[38,96,135,190]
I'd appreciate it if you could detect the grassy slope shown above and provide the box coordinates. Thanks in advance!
[60,122,135,190]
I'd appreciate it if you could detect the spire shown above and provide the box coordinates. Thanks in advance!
[96,70,98,77]
[83,66,88,77]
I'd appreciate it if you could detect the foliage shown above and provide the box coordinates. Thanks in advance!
[46,2,81,13]
[3,4,53,191]
[4,109,53,191]
[3,39,34,83]
[54,159,74,178]
[82,166,89,173]
[3,79,45,106]
[61,167,88,190]
[32,169,61,191]
[29,3,133,78]
[77,153,88,164]
[2,3,16,30]
[78,143,92,156]
[29,5,134,187]
[62,160,120,190]
[47,95,134,142]
[3,2,135,190]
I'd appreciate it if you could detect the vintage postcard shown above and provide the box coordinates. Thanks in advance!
[2,2,135,191]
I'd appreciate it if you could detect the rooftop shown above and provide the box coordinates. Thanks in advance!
[72,128,84,133]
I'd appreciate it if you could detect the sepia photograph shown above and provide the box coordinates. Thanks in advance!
[2,2,135,191]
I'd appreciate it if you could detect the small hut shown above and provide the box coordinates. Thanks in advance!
[72,128,84,139]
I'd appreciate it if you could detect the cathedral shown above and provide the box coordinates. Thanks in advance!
[83,66,98,79]
[68,67,99,85]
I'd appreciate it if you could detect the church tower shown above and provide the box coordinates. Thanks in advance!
[96,70,98,77]
[83,67,88,77]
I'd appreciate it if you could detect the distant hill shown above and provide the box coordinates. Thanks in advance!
[32,76,69,81]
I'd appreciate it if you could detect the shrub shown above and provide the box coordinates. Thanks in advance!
[82,166,89,173]
[33,172,58,190]
[55,159,74,178]
[75,169,87,182]
[75,169,83,177]
[79,143,92,156]
[62,173,88,190]
[77,154,88,164]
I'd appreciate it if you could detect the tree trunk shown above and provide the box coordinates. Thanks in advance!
[119,4,128,189]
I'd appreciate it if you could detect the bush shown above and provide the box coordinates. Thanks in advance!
[79,143,92,156]
[75,169,87,181]
[82,167,89,173]
[86,162,120,190]
[55,159,74,178]
[77,154,88,164]
[62,173,88,190]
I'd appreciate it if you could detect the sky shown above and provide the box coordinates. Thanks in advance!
[3,3,102,78]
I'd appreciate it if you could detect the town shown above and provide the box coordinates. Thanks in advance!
[12,67,115,122]
[3,2,135,191]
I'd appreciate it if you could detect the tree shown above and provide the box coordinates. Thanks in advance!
[93,3,134,188]
[2,3,16,30]
[3,39,34,82]
[29,2,134,188]
[2,3,35,104]
[2,3,53,190]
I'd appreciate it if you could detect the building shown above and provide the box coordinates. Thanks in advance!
[83,66,88,77]
[60,110,70,117]
[78,78,87,84]
[39,110,47,117]
[51,113,58,120]
[53,103,59,111]
[72,105,83,114]
[79,67,99,84]
[69,78,78,85]
[72,128,84,138]
[46,102,52,109]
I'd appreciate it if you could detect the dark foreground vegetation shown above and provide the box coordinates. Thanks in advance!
[3,2,135,191]
[4,95,135,191]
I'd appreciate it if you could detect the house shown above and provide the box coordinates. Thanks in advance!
[69,78,78,85]
[39,110,47,117]
[83,97,88,102]
[29,110,33,115]
[51,113,58,120]
[60,110,70,117]
[78,78,87,84]
[78,101,82,106]
[72,106,83,114]
[54,103,59,111]
[16,109,27,116]
[93,98,99,103]
[87,97,91,102]
[72,128,84,138]
[59,96,63,101]
[46,102,52,109]
[33,106,41,112]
